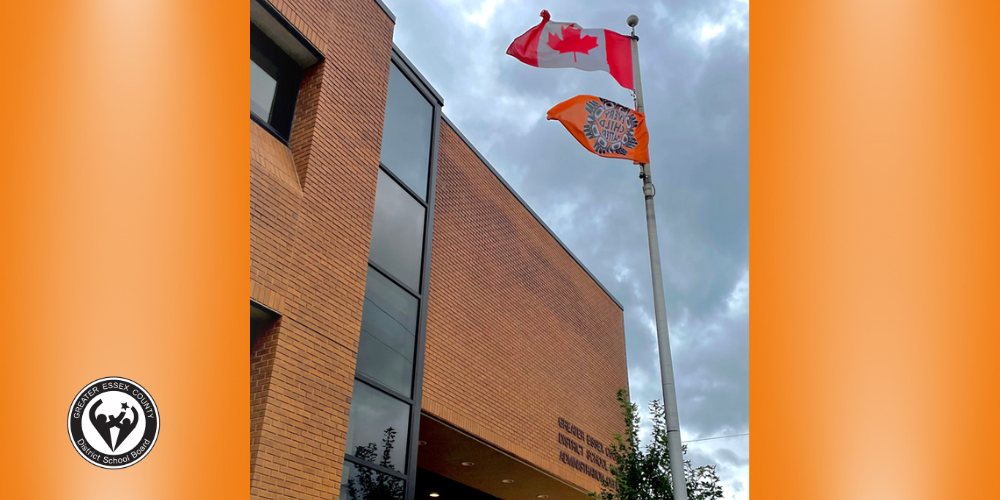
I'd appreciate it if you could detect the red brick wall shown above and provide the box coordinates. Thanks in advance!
[424,122,630,493]
[249,0,395,498]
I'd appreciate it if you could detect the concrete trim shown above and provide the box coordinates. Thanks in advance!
[372,0,396,23]
[392,44,445,106]
[251,0,323,67]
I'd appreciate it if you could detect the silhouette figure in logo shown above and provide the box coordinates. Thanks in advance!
[89,398,139,452]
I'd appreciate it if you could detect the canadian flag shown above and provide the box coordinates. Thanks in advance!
[507,10,634,91]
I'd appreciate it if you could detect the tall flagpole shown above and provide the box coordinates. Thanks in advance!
[628,14,688,500]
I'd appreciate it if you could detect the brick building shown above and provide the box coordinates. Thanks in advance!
[249,1,629,499]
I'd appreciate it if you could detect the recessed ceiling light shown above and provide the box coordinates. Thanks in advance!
[418,441,427,446]
[430,494,440,498]
[502,479,515,484]
[461,461,475,467]
[537,496,549,499]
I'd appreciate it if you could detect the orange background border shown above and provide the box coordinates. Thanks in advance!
[0,1,243,498]
[754,1,1000,499]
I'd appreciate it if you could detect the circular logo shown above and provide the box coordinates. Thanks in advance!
[67,377,160,469]
[583,98,640,157]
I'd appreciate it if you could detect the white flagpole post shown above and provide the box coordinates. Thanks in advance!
[628,14,688,500]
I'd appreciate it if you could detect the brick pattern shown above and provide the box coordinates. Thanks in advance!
[250,119,301,192]
[424,123,630,493]
[250,0,395,498]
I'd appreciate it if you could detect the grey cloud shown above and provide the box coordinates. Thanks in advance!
[714,447,750,468]
[384,0,748,497]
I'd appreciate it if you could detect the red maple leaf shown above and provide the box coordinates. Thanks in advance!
[547,25,599,63]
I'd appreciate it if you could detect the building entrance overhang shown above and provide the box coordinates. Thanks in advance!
[416,414,591,500]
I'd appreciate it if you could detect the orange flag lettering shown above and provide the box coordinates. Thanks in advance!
[547,95,650,164]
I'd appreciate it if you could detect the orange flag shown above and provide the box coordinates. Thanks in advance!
[546,95,650,164]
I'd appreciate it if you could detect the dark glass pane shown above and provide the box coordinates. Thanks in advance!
[357,269,418,397]
[251,306,271,351]
[250,58,277,121]
[251,319,260,350]
[369,170,426,291]
[379,64,433,199]
[340,461,405,500]
[346,381,410,472]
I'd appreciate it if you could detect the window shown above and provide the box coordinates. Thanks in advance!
[344,48,441,499]
[251,302,276,351]
[368,170,427,291]
[340,461,405,500]
[357,269,419,397]
[250,22,304,140]
[379,64,434,199]
[249,56,277,121]
[345,380,411,472]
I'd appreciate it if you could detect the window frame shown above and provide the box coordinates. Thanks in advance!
[343,454,408,483]
[378,62,436,201]
[392,47,443,500]
[367,168,429,292]
[250,23,303,143]
[379,163,428,211]
[345,266,419,470]
[356,265,421,398]
[339,460,407,500]
[344,378,414,473]
[343,47,444,500]
[249,0,323,144]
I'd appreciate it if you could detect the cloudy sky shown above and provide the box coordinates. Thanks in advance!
[381,0,749,498]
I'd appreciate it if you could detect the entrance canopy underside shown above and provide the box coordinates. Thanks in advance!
[417,415,590,500]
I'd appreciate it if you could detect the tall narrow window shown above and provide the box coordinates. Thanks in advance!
[345,55,441,500]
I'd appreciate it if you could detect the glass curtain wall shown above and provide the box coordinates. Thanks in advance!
[341,60,439,500]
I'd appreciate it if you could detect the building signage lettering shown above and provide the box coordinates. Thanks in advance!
[557,417,618,489]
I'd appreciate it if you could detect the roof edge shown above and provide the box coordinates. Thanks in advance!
[440,114,625,311]
[372,0,396,23]
[392,44,445,106]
